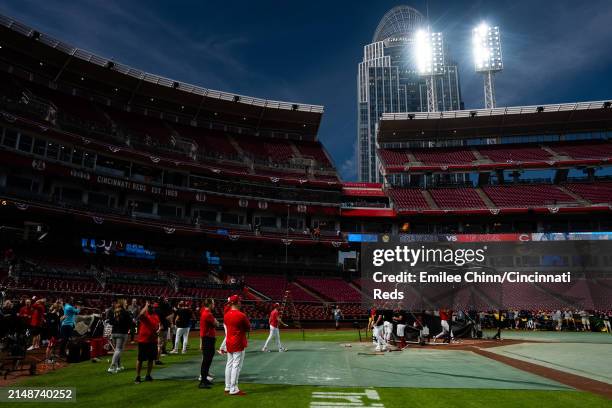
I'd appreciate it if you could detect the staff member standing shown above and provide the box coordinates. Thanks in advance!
[135,301,161,384]
[332,305,343,330]
[199,298,217,389]
[108,299,132,373]
[171,301,193,354]
[261,303,288,352]
[223,295,250,396]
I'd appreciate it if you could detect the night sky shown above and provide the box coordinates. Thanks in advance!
[2,0,611,180]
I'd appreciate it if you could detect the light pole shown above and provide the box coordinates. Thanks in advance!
[415,28,445,112]
[473,23,503,109]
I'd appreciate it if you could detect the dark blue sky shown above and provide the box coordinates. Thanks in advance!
[1,0,611,180]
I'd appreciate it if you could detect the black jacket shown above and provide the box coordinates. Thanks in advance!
[109,308,132,335]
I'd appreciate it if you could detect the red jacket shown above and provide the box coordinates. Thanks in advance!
[19,305,33,323]
[200,307,216,338]
[31,303,46,327]
[138,311,160,343]
[224,309,250,353]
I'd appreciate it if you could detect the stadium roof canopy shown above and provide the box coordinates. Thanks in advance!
[378,101,612,143]
[0,14,323,137]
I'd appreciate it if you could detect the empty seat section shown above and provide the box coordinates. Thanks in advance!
[429,188,486,209]
[378,149,411,165]
[413,149,476,165]
[564,182,612,203]
[389,189,430,209]
[479,145,552,162]
[482,184,576,207]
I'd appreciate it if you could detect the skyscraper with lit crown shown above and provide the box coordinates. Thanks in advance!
[357,5,464,182]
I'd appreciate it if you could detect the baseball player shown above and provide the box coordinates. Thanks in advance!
[579,310,591,331]
[368,307,377,346]
[217,297,232,355]
[603,311,611,334]
[433,308,453,343]
[382,310,393,346]
[393,309,407,349]
[262,303,288,352]
[223,295,250,396]
[372,310,387,352]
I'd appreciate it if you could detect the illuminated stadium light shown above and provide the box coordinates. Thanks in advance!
[414,28,445,112]
[414,29,444,75]
[472,23,503,109]
[472,23,502,72]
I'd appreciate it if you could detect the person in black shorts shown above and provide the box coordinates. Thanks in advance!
[135,301,161,384]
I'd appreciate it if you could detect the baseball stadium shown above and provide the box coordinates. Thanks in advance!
[0,3,611,408]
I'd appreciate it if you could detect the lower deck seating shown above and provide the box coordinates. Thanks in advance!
[297,277,363,302]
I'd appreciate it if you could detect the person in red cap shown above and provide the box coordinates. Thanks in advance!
[223,294,250,396]
[261,302,288,352]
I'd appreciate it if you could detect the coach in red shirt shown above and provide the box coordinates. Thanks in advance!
[199,298,217,389]
[135,301,161,384]
[223,295,250,396]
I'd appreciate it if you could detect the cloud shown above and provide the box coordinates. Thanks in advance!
[339,145,358,181]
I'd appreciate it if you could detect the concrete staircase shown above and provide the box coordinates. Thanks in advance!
[421,190,439,209]
[291,281,325,302]
[406,152,420,165]
[227,135,245,157]
[475,187,496,208]
[541,145,571,160]
[471,148,487,161]
[557,185,590,205]
[289,142,302,157]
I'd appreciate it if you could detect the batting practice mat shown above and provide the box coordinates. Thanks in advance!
[152,334,612,393]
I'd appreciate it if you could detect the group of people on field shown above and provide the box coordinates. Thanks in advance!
[128,294,287,396]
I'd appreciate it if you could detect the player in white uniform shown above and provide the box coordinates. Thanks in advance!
[579,310,591,331]
[217,297,231,355]
[372,311,388,352]
[262,303,288,352]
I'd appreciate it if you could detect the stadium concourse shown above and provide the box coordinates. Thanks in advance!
[0,12,612,408]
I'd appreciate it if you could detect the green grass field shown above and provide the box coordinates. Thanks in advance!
[1,329,610,407]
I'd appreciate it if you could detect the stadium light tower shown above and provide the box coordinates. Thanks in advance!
[414,28,445,112]
[472,23,503,109]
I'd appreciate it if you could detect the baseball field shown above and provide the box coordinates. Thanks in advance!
[2,329,611,407]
